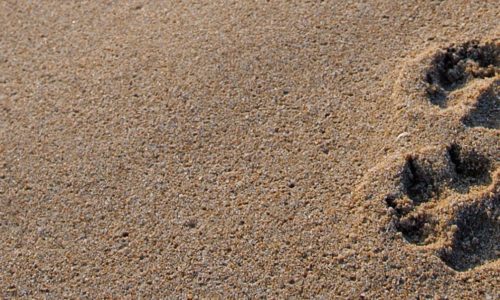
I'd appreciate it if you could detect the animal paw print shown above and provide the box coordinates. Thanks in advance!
[384,144,498,271]
[393,39,499,130]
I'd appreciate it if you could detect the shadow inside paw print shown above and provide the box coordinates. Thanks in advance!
[439,192,499,271]
[447,144,492,191]
[461,79,499,129]
[384,144,498,271]
[425,40,499,108]
[401,157,438,204]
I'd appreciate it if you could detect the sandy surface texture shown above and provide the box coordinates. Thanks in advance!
[1,1,499,298]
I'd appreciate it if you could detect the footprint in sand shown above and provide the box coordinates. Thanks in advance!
[393,39,499,130]
[359,39,499,272]
[384,145,498,271]
[359,144,499,271]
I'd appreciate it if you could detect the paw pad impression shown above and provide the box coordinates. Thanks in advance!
[384,145,498,271]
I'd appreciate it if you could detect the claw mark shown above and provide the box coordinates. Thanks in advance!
[403,156,438,203]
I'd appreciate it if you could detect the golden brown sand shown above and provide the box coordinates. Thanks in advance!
[1,1,499,298]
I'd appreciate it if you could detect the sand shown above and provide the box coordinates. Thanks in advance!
[1,1,499,298]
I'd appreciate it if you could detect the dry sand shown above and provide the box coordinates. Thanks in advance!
[1,1,499,298]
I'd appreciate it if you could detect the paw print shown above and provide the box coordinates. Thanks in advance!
[384,144,498,271]
[358,144,499,271]
[393,39,499,130]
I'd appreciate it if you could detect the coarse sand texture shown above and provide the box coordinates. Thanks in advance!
[1,1,499,298]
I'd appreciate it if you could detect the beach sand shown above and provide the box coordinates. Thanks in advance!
[1,1,498,298]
